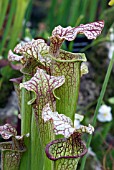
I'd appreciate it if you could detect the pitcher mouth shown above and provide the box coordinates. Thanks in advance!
[47,49,87,63]
[45,132,87,161]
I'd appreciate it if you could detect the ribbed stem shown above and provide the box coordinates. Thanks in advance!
[20,75,32,170]
[55,62,81,123]
[33,99,54,170]
[49,53,86,170]
[31,109,44,170]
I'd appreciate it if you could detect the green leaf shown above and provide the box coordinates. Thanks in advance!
[1,65,20,80]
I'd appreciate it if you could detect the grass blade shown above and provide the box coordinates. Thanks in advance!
[0,0,9,30]
[89,0,99,22]
[56,0,72,27]
[0,0,16,55]
[6,0,29,53]
[69,0,81,26]
[47,0,58,33]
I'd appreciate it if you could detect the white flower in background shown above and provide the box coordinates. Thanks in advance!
[87,147,96,157]
[26,21,31,27]
[97,104,112,122]
[108,27,114,59]
[80,62,89,76]
[108,45,114,59]
[0,55,3,59]
[74,113,84,129]
[24,36,31,42]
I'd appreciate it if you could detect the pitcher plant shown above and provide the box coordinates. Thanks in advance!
[0,20,104,170]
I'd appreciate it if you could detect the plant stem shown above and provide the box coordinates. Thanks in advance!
[52,52,86,123]
[20,75,32,170]
[31,109,44,170]
[34,100,54,170]
[55,62,81,123]
[80,52,114,170]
